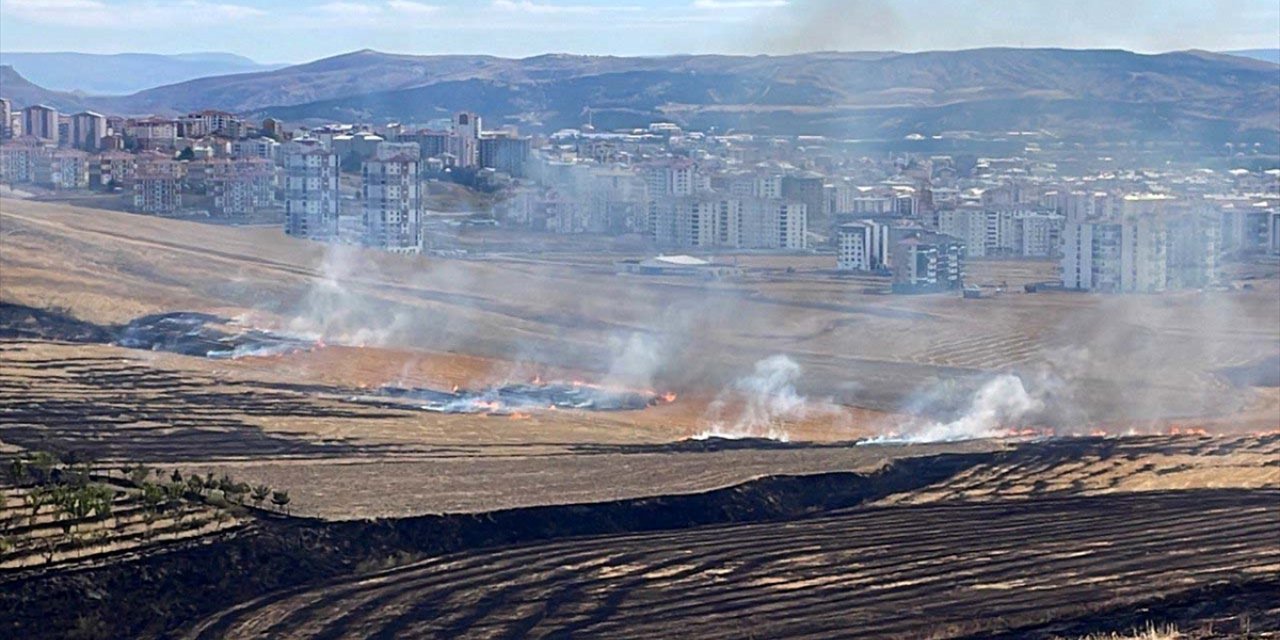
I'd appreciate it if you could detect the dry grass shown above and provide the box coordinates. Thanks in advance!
[3,198,1277,426]
[876,436,1280,506]
[185,491,1280,639]
[1060,622,1182,639]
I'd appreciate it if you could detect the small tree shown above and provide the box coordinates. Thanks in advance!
[270,490,291,515]
[88,486,114,526]
[140,483,165,541]
[25,488,50,527]
[224,480,248,505]
[250,485,270,508]
[6,457,27,485]
[28,452,57,485]
[186,475,205,497]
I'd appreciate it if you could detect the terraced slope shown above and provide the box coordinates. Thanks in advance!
[0,482,244,570]
[187,490,1280,640]
[877,435,1280,505]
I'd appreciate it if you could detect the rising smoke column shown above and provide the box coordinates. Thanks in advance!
[874,373,1045,443]
[602,332,665,390]
[698,354,842,441]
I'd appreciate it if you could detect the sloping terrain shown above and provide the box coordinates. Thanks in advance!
[185,490,1279,640]
[65,48,1280,145]
[3,198,1277,431]
[0,66,90,112]
[0,52,281,96]
[2,440,1275,640]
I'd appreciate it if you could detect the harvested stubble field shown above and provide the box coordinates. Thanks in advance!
[2,199,1280,638]
[2,199,1277,425]
[0,438,1276,640]
[186,490,1280,640]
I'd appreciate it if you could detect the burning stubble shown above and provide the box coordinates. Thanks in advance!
[698,355,848,441]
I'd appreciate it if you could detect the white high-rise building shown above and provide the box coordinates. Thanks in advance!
[740,198,807,250]
[0,98,12,139]
[837,220,891,271]
[451,112,481,168]
[647,196,805,250]
[1061,195,1216,292]
[362,149,420,252]
[1013,212,1064,258]
[71,111,108,151]
[283,140,340,241]
[22,105,58,144]
[936,208,990,257]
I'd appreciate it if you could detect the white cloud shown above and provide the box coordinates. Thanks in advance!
[491,0,637,14]
[311,0,439,26]
[2,0,265,28]
[386,0,440,15]
[316,0,383,15]
[692,0,788,9]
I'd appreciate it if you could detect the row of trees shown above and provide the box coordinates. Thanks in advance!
[120,465,290,514]
[2,450,293,565]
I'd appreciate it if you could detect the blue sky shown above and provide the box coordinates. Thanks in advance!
[1,0,1277,63]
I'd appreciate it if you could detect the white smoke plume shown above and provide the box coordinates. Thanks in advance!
[869,373,1046,444]
[285,243,418,347]
[603,332,664,390]
[697,354,842,441]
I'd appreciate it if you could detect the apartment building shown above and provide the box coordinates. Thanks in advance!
[649,196,807,250]
[231,137,280,162]
[891,231,965,294]
[452,111,481,168]
[362,150,421,252]
[478,133,532,178]
[132,159,183,214]
[0,139,41,183]
[837,219,891,271]
[283,140,340,241]
[1061,195,1217,293]
[194,157,276,216]
[70,111,108,151]
[0,98,11,139]
[179,110,243,139]
[21,105,58,144]
[33,149,90,189]
[126,118,179,150]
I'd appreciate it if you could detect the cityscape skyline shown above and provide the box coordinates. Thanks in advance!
[1,0,1277,64]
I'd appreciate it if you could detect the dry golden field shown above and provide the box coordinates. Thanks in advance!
[1,192,1277,640]
[2,197,1278,521]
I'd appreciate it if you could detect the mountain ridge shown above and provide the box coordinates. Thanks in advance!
[0,51,283,96]
[1,48,1275,148]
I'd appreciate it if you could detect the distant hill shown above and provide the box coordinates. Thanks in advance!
[101,48,1273,147]
[0,51,282,95]
[4,48,1276,149]
[1222,49,1280,65]
[0,66,89,112]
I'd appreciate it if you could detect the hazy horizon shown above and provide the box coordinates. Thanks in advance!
[2,45,1278,69]
[1,0,1277,64]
